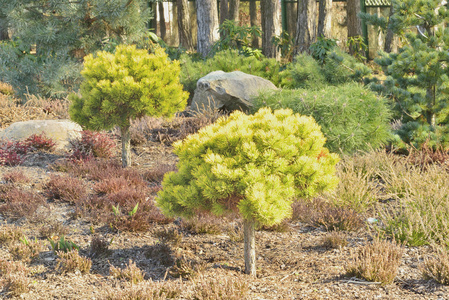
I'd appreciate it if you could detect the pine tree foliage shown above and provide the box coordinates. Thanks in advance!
[0,0,152,98]
[158,108,339,226]
[365,0,449,148]
[69,45,188,166]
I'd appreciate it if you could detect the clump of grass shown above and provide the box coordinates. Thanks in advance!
[145,243,175,267]
[292,198,364,232]
[321,231,348,249]
[193,275,250,300]
[38,221,69,239]
[110,260,145,284]
[2,171,30,185]
[0,259,31,296]
[0,187,46,219]
[104,280,182,300]
[346,237,403,285]
[169,257,203,279]
[421,246,449,285]
[0,224,23,244]
[181,213,224,235]
[143,163,177,183]
[45,174,88,204]
[0,81,14,96]
[8,237,42,263]
[56,250,92,274]
[259,220,290,233]
[89,235,112,258]
[153,228,183,247]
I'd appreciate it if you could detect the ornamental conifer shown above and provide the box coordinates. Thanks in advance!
[158,108,339,276]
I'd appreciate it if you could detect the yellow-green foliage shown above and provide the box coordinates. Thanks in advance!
[158,108,339,226]
[69,45,188,130]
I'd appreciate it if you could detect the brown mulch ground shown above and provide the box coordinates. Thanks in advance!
[0,141,448,300]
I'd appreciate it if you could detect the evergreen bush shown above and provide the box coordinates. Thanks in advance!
[279,53,326,90]
[69,45,188,167]
[253,83,392,154]
[158,108,339,275]
[323,48,372,85]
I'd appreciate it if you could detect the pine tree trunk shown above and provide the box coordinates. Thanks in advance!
[0,13,8,41]
[244,218,256,276]
[229,0,240,23]
[121,125,131,168]
[261,0,281,59]
[158,2,166,41]
[347,0,361,41]
[318,0,332,38]
[384,4,394,53]
[250,0,259,48]
[177,0,194,50]
[196,0,219,57]
[296,0,317,54]
[220,0,229,25]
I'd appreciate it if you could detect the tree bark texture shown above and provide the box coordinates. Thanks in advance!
[249,0,259,48]
[261,0,281,60]
[229,0,240,23]
[0,14,8,41]
[347,0,361,38]
[158,2,166,40]
[384,4,394,53]
[219,0,229,25]
[196,0,219,57]
[296,0,317,54]
[318,0,332,38]
[177,0,194,50]
[121,125,131,168]
[244,218,256,276]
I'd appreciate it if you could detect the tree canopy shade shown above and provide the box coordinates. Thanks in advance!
[69,45,188,167]
[158,108,339,275]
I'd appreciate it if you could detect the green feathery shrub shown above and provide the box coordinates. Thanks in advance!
[254,83,392,154]
[158,108,339,275]
[279,53,326,90]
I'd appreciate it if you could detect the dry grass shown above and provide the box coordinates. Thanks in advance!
[0,82,14,95]
[0,187,47,219]
[104,280,182,300]
[45,174,88,204]
[2,170,30,185]
[0,224,23,244]
[181,213,225,235]
[38,221,69,239]
[89,235,112,258]
[153,228,183,247]
[0,259,32,297]
[321,231,348,249]
[192,275,250,300]
[346,237,403,285]
[56,250,92,274]
[110,260,145,284]
[421,246,449,285]
[8,237,42,263]
[143,163,177,183]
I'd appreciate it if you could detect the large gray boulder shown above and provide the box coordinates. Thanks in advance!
[0,119,82,151]
[190,71,277,113]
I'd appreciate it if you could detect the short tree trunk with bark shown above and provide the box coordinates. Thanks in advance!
[177,0,194,50]
[318,0,332,38]
[296,0,317,54]
[229,0,240,23]
[196,0,219,57]
[250,1,259,48]
[121,125,131,167]
[261,0,281,59]
[244,218,256,276]
[158,2,166,40]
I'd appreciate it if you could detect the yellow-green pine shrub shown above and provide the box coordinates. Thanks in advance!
[69,45,188,167]
[158,108,339,275]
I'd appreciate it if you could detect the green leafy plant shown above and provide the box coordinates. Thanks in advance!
[254,83,392,155]
[158,108,339,276]
[212,20,262,56]
[49,235,80,253]
[309,36,338,64]
[69,44,188,167]
[272,31,296,61]
[347,35,367,62]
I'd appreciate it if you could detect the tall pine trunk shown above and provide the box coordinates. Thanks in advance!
[384,4,394,53]
[296,0,317,54]
[261,0,281,59]
[229,0,240,23]
[158,2,166,41]
[177,0,194,50]
[347,0,361,55]
[317,0,332,38]
[220,0,229,25]
[121,125,131,168]
[196,0,219,57]
[250,0,259,48]
[244,218,256,276]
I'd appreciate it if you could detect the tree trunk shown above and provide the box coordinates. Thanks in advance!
[196,0,219,57]
[250,0,259,48]
[158,2,166,41]
[121,125,131,168]
[243,218,256,276]
[318,0,332,38]
[229,0,240,23]
[177,0,194,50]
[347,0,361,38]
[261,0,281,59]
[384,4,394,53]
[220,0,229,25]
[295,0,317,54]
[0,14,8,41]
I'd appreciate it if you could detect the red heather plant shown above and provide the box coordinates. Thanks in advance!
[69,130,116,161]
[24,133,56,151]
[45,175,88,204]
[2,171,30,185]
[0,187,46,219]
[0,140,30,166]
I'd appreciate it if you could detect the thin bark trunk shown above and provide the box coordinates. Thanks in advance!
[177,0,194,50]
[220,0,229,25]
[158,2,166,41]
[250,0,259,48]
[347,0,361,38]
[196,0,219,57]
[318,0,332,38]
[261,0,281,59]
[121,125,131,168]
[384,4,394,53]
[229,0,240,23]
[244,218,256,276]
[296,0,317,54]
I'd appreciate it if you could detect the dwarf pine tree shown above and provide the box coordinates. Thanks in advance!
[69,45,188,167]
[0,0,152,99]
[364,1,449,148]
[158,108,339,276]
